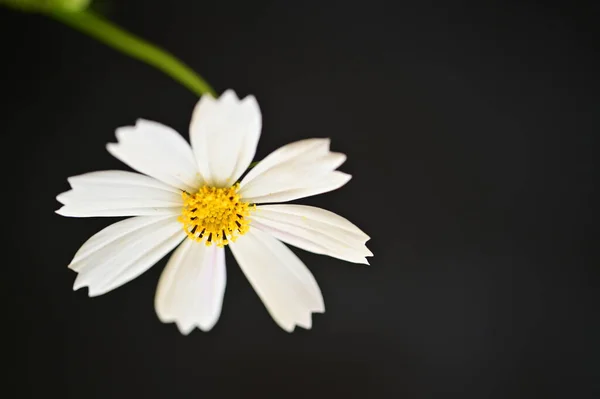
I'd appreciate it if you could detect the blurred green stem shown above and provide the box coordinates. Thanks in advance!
[50,10,216,97]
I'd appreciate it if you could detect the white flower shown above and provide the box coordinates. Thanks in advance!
[56,90,372,334]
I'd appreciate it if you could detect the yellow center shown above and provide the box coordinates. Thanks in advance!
[178,184,254,247]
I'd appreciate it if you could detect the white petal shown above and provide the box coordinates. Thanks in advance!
[229,228,324,332]
[240,153,346,199]
[189,90,261,187]
[107,119,201,192]
[65,170,181,194]
[70,215,185,297]
[56,170,183,218]
[238,139,348,203]
[240,138,330,188]
[56,206,180,217]
[155,240,226,334]
[256,205,370,240]
[251,205,372,264]
[241,171,351,204]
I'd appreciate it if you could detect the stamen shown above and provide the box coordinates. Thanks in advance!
[178,183,254,247]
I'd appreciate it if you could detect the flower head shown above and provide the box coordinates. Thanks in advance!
[57,90,372,333]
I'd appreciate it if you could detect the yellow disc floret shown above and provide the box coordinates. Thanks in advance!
[179,184,254,247]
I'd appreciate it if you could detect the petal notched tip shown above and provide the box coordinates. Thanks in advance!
[296,318,312,330]
[72,274,91,294]
[157,308,220,334]
[56,191,70,205]
[134,118,152,127]
[72,278,84,291]
[217,89,260,113]
[105,142,119,155]
[55,206,87,218]
[176,323,195,336]
[165,320,216,335]
[55,206,71,216]
[339,172,352,181]
[280,310,326,333]
[241,93,258,104]
[218,89,239,102]
[71,274,102,297]
[217,89,258,104]
[113,127,129,143]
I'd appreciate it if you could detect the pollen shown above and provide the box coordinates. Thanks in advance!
[179,184,254,247]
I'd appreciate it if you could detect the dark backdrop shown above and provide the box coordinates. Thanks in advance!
[2,1,597,398]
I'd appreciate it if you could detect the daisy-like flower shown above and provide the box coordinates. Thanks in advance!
[57,90,372,333]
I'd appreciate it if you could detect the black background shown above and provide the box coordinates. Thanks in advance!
[2,1,597,397]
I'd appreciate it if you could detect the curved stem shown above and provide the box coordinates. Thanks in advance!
[49,10,216,97]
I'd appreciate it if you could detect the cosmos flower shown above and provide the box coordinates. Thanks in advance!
[57,90,372,333]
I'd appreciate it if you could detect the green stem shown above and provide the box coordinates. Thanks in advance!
[49,10,216,97]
